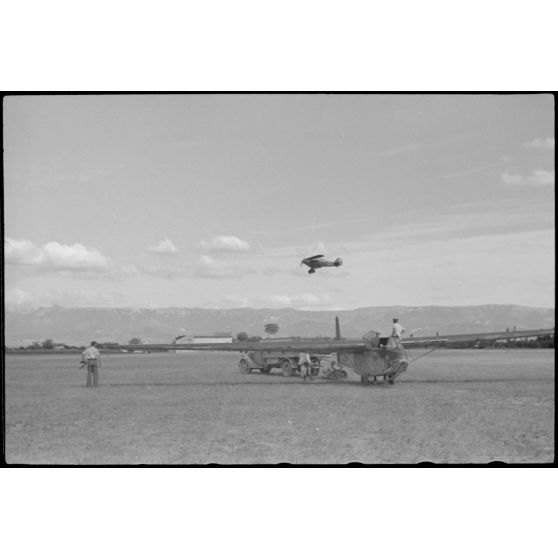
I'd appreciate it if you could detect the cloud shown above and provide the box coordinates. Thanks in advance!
[5,238,110,270]
[501,170,554,186]
[523,137,555,150]
[199,235,250,253]
[43,242,109,268]
[147,237,178,254]
[4,238,44,265]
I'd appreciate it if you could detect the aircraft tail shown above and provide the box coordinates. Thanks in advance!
[334,258,343,266]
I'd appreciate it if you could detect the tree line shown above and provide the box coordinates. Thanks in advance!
[10,323,282,350]
[11,339,120,351]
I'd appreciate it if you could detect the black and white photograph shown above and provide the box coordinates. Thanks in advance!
[2,1,557,556]
[3,93,554,465]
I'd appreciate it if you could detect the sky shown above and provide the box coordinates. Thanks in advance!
[4,94,555,310]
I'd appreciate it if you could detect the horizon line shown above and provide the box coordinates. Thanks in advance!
[5,302,555,311]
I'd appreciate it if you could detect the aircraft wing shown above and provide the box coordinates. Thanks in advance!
[117,339,368,353]
[402,328,554,348]
[115,328,553,353]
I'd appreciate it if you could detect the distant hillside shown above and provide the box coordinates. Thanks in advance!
[4,305,555,347]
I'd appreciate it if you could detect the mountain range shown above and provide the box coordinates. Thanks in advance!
[4,304,555,347]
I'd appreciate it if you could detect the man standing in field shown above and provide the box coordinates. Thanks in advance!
[298,351,313,381]
[82,341,101,387]
[387,318,405,349]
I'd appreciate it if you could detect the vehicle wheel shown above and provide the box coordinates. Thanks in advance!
[281,360,293,377]
[261,366,271,374]
[239,359,251,374]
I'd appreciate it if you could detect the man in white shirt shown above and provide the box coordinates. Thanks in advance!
[387,318,405,349]
[82,341,101,387]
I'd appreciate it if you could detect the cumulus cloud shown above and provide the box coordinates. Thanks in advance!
[501,170,554,186]
[43,242,109,268]
[148,237,178,254]
[5,238,110,270]
[523,137,555,150]
[199,235,250,253]
[4,238,44,265]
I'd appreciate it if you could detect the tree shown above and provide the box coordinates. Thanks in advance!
[236,332,249,342]
[42,339,55,350]
[129,338,142,345]
[264,323,279,337]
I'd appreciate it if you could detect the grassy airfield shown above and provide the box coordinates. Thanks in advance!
[5,349,554,464]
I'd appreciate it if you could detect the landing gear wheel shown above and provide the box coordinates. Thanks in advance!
[239,359,251,374]
[281,360,293,377]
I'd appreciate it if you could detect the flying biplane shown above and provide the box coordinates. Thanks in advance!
[301,254,343,274]
[117,323,554,386]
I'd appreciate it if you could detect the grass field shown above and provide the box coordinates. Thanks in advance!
[4,349,554,464]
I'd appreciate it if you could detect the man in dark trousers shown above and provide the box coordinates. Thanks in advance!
[81,341,101,387]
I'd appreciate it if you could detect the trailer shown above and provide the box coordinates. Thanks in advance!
[239,349,300,376]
